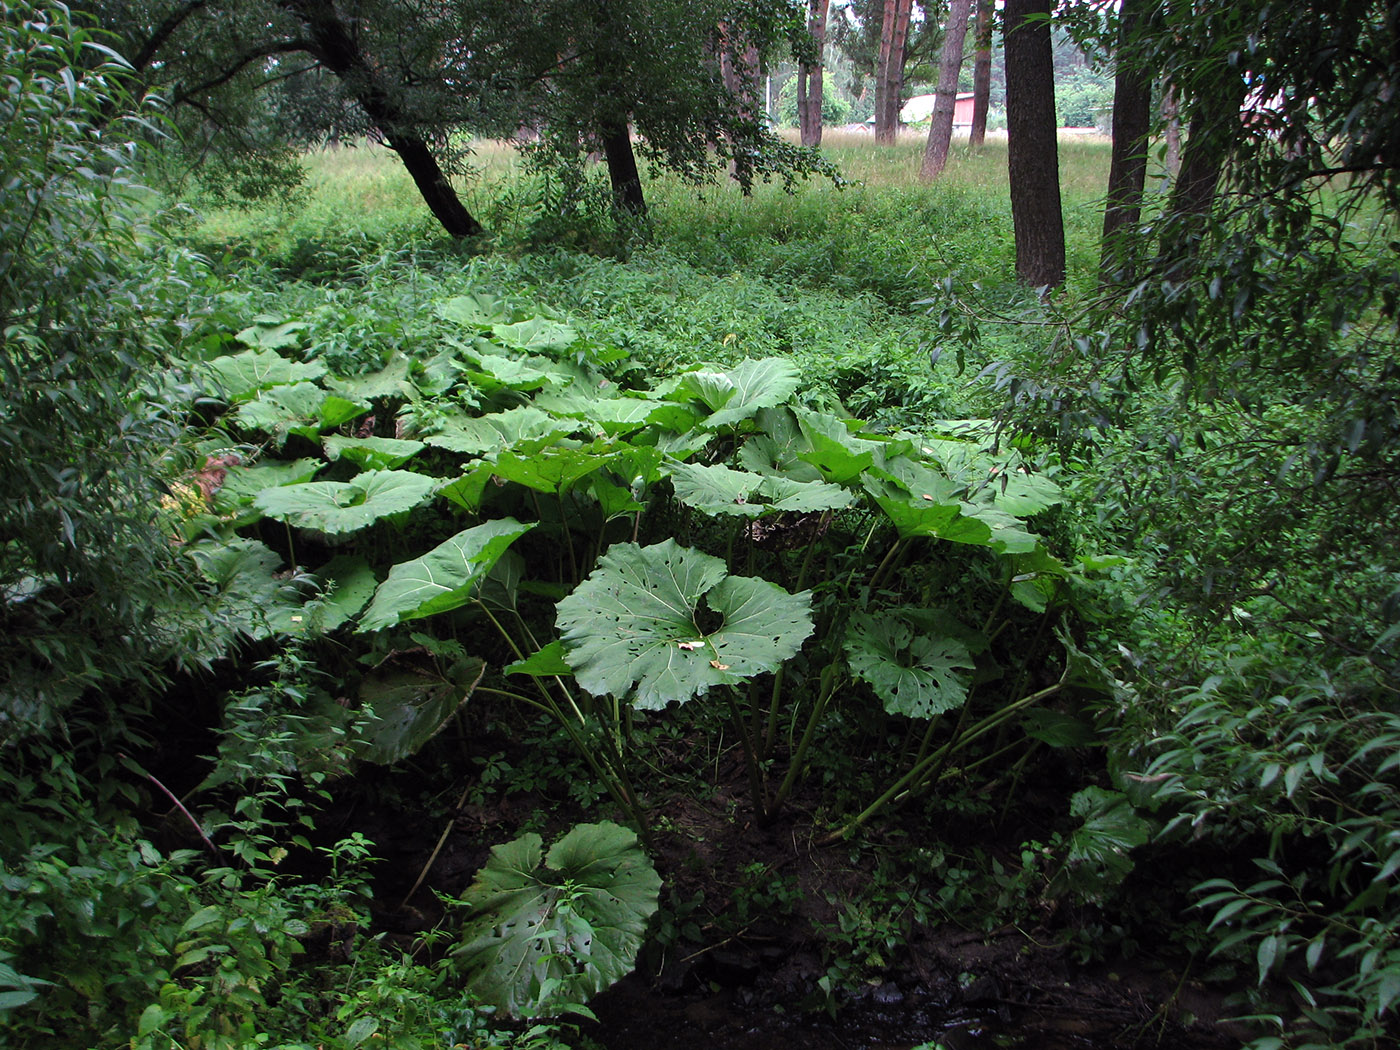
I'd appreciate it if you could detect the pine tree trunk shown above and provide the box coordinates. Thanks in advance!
[798,0,830,146]
[885,0,913,140]
[969,0,993,148]
[874,0,898,143]
[1100,0,1151,279]
[922,0,974,179]
[1162,84,1182,186]
[1004,0,1065,288]
[283,0,483,238]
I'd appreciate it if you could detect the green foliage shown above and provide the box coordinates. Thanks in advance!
[0,2,224,735]
[453,821,661,1019]
[556,540,814,710]
[1139,661,1400,1049]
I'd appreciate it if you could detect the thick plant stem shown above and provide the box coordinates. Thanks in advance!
[818,681,1064,845]
[771,662,840,816]
[726,688,769,823]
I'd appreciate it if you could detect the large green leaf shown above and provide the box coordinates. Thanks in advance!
[555,540,813,709]
[236,382,367,444]
[265,555,378,636]
[454,822,661,1019]
[421,407,567,455]
[204,350,326,402]
[844,610,975,719]
[358,518,535,631]
[492,317,579,352]
[235,318,308,352]
[437,292,515,326]
[354,658,484,765]
[187,538,300,641]
[323,434,425,470]
[669,462,853,518]
[669,358,801,430]
[253,470,437,537]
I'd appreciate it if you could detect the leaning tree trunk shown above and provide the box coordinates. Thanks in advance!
[1099,0,1151,280]
[1004,0,1065,288]
[796,0,830,146]
[969,0,993,148]
[600,120,646,216]
[922,0,974,179]
[283,0,482,237]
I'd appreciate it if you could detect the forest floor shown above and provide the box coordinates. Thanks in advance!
[335,728,1246,1050]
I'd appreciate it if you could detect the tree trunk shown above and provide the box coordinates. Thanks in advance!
[885,0,913,140]
[969,0,993,148]
[282,0,483,237]
[922,0,974,179]
[874,0,898,143]
[1162,83,1182,187]
[600,121,646,215]
[797,0,830,146]
[1099,0,1151,279]
[1003,0,1065,288]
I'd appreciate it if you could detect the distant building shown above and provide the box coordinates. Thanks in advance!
[899,92,977,129]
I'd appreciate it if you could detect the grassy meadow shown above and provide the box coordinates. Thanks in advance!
[191,130,1120,426]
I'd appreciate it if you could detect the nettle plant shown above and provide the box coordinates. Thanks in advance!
[173,287,1109,1007]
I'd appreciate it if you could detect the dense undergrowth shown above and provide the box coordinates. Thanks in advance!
[3,10,1397,1050]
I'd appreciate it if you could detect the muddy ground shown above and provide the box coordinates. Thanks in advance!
[343,736,1247,1050]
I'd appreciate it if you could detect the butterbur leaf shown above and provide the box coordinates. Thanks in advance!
[359,519,535,631]
[454,822,661,1019]
[670,358,800,430]
[422,407,566,455]
[204,349,325,402]
[266,555,378,636]
[323,435,425,470]
[235,318,306,351]
[1059,787,1152,901]
[506,640,573,677]
[354,658,484,764]
[669,463,852,519]
[555,540,813,709]
[254,470,437,537]
[437,292,514,326]
[492,317,578,352]
[844,610,975,718]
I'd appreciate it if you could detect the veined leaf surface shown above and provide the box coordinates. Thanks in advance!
[454,821,660,1019]
[358,518,535,631]
[555,540,812,709]
[844,610,975,719]
[253,470,437,537]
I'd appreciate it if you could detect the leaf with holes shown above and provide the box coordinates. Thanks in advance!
[454,821,660,1019]
[358,518,535,631]
[555,540,812,709]
[253,470,436,537]
[354,658,484,765]
[844,610,975,719]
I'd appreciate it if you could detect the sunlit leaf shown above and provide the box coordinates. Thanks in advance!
[670,358,801,430]
[323,434,425,470]
[556,540,812,709]
[358,518,535,631]
[254,470,437,537]
[204,350,326,403]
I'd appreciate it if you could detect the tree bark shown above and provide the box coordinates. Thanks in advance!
[1003,0,1065,288]
[601,121,646,215]
[282,0,483,238]
[1161,83,1182,186]
[1099,0,1151,279]
[922,0,974,179]
[797,0,831,146]
[874,0,898,143]
[969,0,993,148]
[885,0,913,141]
